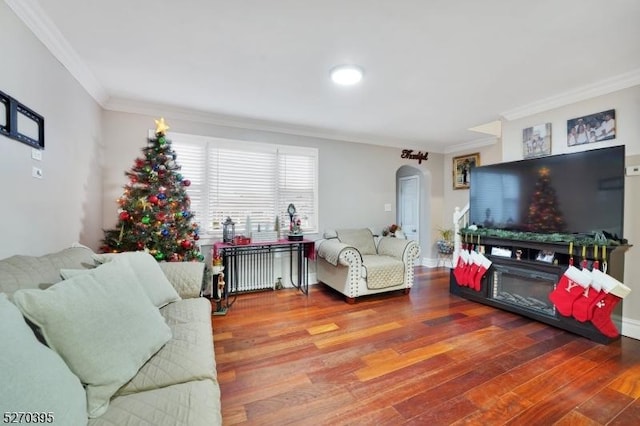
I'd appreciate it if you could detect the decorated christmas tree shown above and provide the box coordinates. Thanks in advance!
[101,118,204,262]
[526,166,566,233]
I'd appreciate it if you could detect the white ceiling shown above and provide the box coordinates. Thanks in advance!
[9,0,640,153]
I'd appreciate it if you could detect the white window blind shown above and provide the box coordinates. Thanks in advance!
[171,133,318,236]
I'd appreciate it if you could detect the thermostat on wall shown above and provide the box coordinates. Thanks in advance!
[626,165,640,176]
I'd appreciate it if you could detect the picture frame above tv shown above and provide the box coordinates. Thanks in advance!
[567,109,615,146]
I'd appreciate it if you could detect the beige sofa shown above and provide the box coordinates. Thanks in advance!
[0,245,221,426]
[316,228,421,303]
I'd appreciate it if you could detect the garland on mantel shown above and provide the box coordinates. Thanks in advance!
[459,227,622,248]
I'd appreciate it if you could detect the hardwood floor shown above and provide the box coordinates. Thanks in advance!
[212,267,640,425]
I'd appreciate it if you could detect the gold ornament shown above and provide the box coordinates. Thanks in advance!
[137,197,152,211]
[155,117,170,135]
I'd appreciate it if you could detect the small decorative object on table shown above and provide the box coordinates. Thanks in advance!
[233,235,251,245]
[287,203,303,241]
[222,217,235,243]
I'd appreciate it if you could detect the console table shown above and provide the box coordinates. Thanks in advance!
[450,237,630,344]
[213,239,314,309]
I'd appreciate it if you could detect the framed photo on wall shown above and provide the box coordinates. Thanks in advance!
[523,123,551,159]
[567,109,615,146]
[452,153,480,190]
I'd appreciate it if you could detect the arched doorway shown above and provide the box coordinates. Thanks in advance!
[396,165,430,266]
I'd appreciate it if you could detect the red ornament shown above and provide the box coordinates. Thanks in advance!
[119,211,130,221]
[148,195,159,205]
[136,242,145,250]
[182,179,191,187]
[181,240,193,249]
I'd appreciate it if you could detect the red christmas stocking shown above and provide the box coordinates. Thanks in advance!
[471,254,492,291]
[590,273,631,338]
[571,269,599,322]
[591,293,622,337]
[548,265,591,317]
[463,251,481,288]
[574,268,607,322]
[453,250,469,286]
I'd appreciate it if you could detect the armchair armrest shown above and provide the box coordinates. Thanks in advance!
[317,239,362,266]
[377,237,421,262]
[158,262,205,299]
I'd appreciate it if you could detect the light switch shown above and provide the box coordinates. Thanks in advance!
[31,148,42,161]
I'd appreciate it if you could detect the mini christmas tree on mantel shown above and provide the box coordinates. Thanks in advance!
[101,118,204,262]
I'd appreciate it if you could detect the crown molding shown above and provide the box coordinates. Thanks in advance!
[5,0,109,105]
[104,96,442,151]
[500,68,640,121]
[444,136,498,155]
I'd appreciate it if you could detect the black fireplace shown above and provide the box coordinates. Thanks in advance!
[489,261,560,318]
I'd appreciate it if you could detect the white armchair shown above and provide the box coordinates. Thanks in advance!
[316,228,421,303]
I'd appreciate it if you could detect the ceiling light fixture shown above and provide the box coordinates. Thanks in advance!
[330,65,364,86]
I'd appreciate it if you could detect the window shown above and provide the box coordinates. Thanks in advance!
[170,132,318,237]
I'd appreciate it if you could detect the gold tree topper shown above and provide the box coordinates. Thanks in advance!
[154,117,170,135]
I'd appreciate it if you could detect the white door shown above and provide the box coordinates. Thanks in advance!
[398,176,419,241]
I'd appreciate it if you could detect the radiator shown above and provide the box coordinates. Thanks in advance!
[228,246,277,292]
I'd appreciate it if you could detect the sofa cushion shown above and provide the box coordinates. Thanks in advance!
[361,255,405,289]
[336,228,377,255]
[88,379,221,426]
[158,262,206,299]
[117,298,216,395]
[0,294,87,424]
[12,258,172,418]
[92,251,181,307]
[0,246,96,297]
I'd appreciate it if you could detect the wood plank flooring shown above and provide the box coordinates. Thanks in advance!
[212,267,640,425]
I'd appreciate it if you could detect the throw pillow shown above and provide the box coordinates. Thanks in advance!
[91,251,181,307]
[336,228,378,255]
[13,259,172,418]
[0,294,86,424]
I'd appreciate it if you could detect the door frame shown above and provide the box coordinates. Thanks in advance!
[398,175,420,241]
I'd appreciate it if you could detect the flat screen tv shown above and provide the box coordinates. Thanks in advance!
[469,145,625,239]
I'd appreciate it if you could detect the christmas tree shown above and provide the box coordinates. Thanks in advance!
[526,166,566,233]
[101,118,204,262]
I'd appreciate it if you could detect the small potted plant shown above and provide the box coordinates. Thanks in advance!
[436,228,454,254]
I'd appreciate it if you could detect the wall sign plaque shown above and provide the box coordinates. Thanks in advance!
[401,149,429,164]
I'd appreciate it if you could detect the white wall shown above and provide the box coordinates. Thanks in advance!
[101,110,444,262]
[0,3,103,259]
[500,86,640,340]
